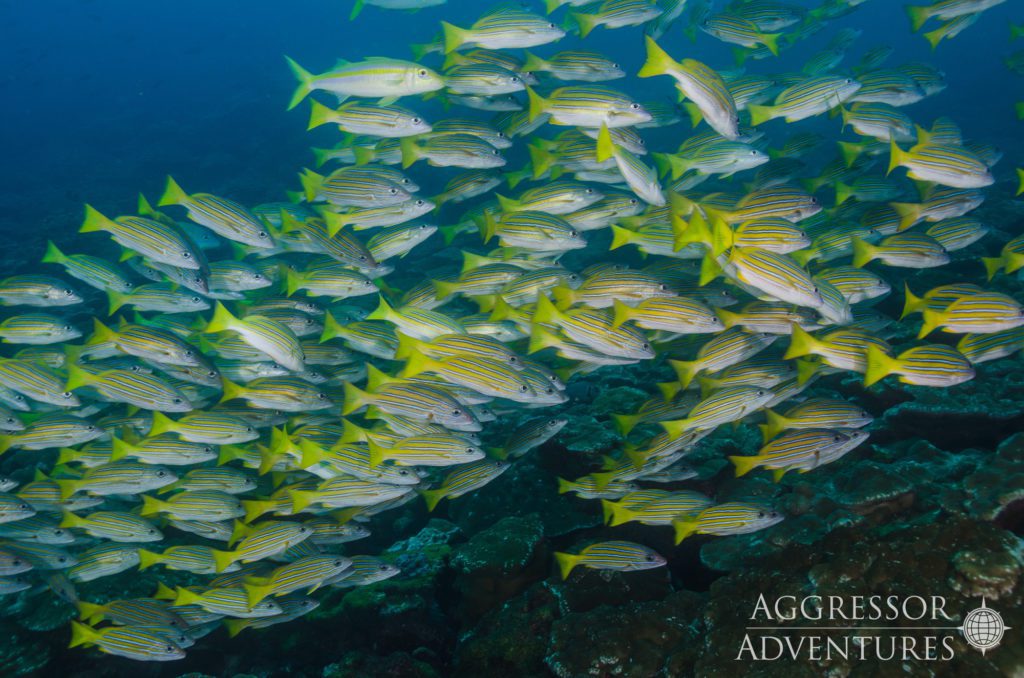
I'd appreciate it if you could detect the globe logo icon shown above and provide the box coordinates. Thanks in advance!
[961,598,1009,655]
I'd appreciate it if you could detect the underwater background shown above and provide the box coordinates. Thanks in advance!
[0,0,1021,676]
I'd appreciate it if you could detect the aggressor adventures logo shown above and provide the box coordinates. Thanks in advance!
[736,594,1011,661]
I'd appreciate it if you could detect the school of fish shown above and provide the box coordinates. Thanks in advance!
[0,0,1019,663]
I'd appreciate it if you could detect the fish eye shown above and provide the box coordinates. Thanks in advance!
[334,559,344,567]
[415,200,425,206]
[519,384,528,392]
[612,63,620,69]
[412,117,421,124]
[57,556,67,564]
[184,350,194,358]
[750,150,758,156]
[62,391,73,399]
[812,286,819,293]
[452,409,462,416]
[11,559,21,566]
[148,529,156,534]
[630,103,641,110]
[246,426,254,432]
[548,22,556,28]
[182,252,191,259]
[317,393,327,399]
[191,296,201,302]
[629,198,639,205]
[18,503,27,510]
[569,230,578,238]
[417,69,428,77]
[845,78,853,84]
[64,289,73,296]
[399,469,409,476]
[659,284,667,290]
[157,470,166,477]
[645,555,655,562]
[258,231,268,238]
[254,273,262,280]
[756,389,765,396]
[173,398,183,404]
[834,434,842,441]
[207,370,217,378]
[758,511,766,518]
[497,132,506,138]
[389,188,398,195]
[511,76,519,83]
[86,425,95,431]
[569,274,579,280]
[465,447,474,454]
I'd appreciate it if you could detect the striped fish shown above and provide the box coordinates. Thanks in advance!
[602,491,713,526]
[670,328,777,387]
[522,50,624,82]
[784,325,892,373]
[41,241,134,293]
[673,502,783,543]
[852,233,949,269]
[638,38,739,140]
[0,314,80,345]
[957,327,1024,365]
[69,621,185,661]
[0,414,103,455]
[241,555,351,606]
[553,540,665,579]
[760,398,873,442]
[864,344,974,387]
[919,291,1024,337]
[0,275,83,307]
[526,85,651,128]
[420,459,508,511]
[888,139,993,189]
[203,303,304,371]
[60,511,162,543]
[141,491,243,522]
[286,56,444,109]
[107,283,209,316]
[661,385,774,437]
[441,9,565,53]
[748,76,861,125]
[79,205,206,269]
[173,585,283,618]
[66,364,191,412]
[730,428,869,480]
[67,543,139,582]
[306,100,430,137]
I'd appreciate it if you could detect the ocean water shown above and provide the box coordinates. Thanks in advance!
[0,0,1022,676]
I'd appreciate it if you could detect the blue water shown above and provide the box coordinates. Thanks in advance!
[1,0,1019,251]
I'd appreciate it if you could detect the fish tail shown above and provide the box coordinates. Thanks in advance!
[760,410,788,442]
[900,283,924,319]
[79,204,117,234]
[638,36,677,78]
[158,175,189,207]
[729,455,761,477]
[889,202,922,232]
[609,225,636,252]
[837,141,863,168]
[600,499,617,525]
[982,256,1005,281]
[243,582,274,608]
[531,295,562,325]
[54,479,79,501]
[284,56,316,110]
[709,216,732,256]
[521,51,546,73]
[923,26,944,51]
[148,411,177,437]
[905,5,930,32]
[798,358,821,389]
[682,102,703,128]
[431,279,459,301]
[864,344,897,387]
[319,311,345,343]
[42,240,67,266]
[137,548,162,571]
[528,324,561,355]
[306,100,338,131]
[553,552,579,580]
[204,301,240,334]
[224,619,247,638]
[298,168,325,202]
[918,309,941,339]
[887,138,905,177]
[69,620,100,649]
[669,359,698,388]
[850,237,875,268]
[556,477,576,495]
[1016,168,1024,197]
[528,142,555,179]
[747,104,775,127]
[525,86,549,123]
[419,488,444,512]
[440,21,468,54]
[698,251,723,285]
[550,285,575,311]
[399,137,420,169]
[140,494,165,517]
[595,123,615,163]
[610,299,633,330]
[63,362,92,392]
[365,294,394,322]
[660,418,688,439]
[210,549,237,574]
[672,518,698,544]
[572,12,598,38]
[759,32,780,57]
[716,308,739,329]
[341,381,369,415]
[219,377,246,405]
[58,511,85,529]
[241,499,273,523]
[784,324,819,360]
[399,348,437,379]
[656,380,681,401]
[834,181,852,206]
[607,502,634,527]
[348,0,364,21]
[284,268,303,297]
[366,439,387,468]
[173,586,204,606]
